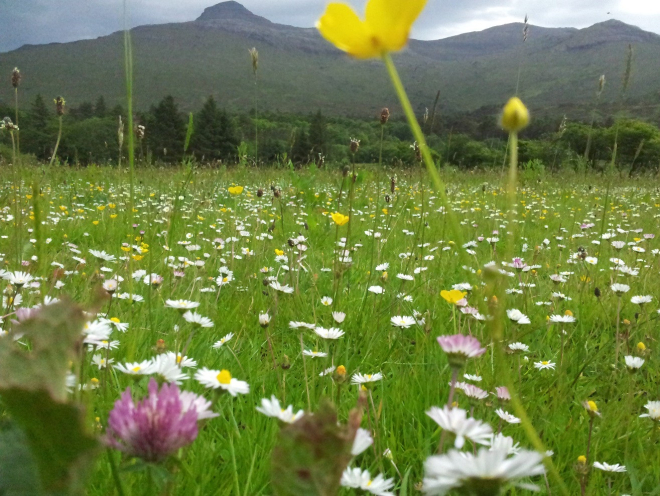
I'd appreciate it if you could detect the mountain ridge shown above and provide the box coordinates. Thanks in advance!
[1,1,659,118]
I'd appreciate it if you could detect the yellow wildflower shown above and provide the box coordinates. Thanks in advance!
[440,289,466,305]
[331,212,350,226]
[316,0,428,59]
[501,97,529,132]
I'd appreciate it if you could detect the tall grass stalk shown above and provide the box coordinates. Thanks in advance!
[124,0,136,359]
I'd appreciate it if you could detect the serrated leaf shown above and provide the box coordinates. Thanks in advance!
[0,300,85,401]
[271,399,362,496]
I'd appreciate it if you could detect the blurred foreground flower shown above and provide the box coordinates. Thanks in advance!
[316,0,428,59]
[105,378,215,462]
[423,448,545,495]
[501,97,529,133]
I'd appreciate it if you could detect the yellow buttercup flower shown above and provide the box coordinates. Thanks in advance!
[440,289,466,305]
[228,186,244,195]
[316,0,428,59]
[501,97,529,132]
[331,212,350,226]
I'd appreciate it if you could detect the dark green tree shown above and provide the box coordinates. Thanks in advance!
[309,110,327,159]
[291,127,312,164]
[94,96,107,118]
[191,96,238,162]
[21,94,52,160]
[146,95,185,162]
[110,104,124,119]
[71,102,94,121]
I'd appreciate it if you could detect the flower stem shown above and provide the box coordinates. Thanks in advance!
[382,53,464,250]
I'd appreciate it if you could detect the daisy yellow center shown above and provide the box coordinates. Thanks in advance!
[176,356,182,364]
[217,369,232,385]
[542,361,549,365]
[132,366,141,372]
[110,317,120,323]
[588,400,598,412]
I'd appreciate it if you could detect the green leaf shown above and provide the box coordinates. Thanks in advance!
[0,300,100,494]
[271,399,362,496]
[0,423,42,495]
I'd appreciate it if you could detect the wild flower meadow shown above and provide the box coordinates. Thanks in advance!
[1,0,659,495]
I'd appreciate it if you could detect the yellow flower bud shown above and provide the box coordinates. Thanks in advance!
[637,342,646,352]
[501,97,530,132]
[577,455,587,464]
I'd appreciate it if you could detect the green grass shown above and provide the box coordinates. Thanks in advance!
[2,163,660,495]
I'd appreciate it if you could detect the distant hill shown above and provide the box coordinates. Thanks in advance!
[1,2,660,119]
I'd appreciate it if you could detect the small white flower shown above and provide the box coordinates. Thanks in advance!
[194,368,249,396]
[495,408,521,424]
[390,315,416,328]
[256,395,304,423]
[182,311,214,328]
[332,311,346,323]
[624,355,644,370]
[341,466,394,496]
[314,327,345,339]
[212,333,234,348]
[593,462,626,473]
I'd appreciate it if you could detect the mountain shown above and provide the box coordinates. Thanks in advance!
[1,2,660,118]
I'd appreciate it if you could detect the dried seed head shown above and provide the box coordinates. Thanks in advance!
[594,287,601,298]
[11,67,21,88]
[390,175,396,193]
[342,165,350,177]
[280,355,291,370]
[1,116,18,131]
[423,107,429,124]
[411,141,422,162]
[248,47,259,75]
[136,124,145,140]
[598,74,606,96]
[118,116,125,149]
[380,107,390,125]
[349,137,360,154]
[257,188,263,198]
[385,194,391,203]
[54,96,66,116]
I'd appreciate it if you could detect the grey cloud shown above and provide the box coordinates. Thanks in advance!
[1,0,659,53]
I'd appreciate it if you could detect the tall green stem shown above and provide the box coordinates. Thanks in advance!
[49,116,62,167]
[382,53,464,250]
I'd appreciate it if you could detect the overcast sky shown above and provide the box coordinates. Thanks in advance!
[1,0,660,53]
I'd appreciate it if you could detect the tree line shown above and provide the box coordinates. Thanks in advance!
[3,93,660,173]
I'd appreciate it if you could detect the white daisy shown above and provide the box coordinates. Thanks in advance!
[194,368,249,396]
[426,406,493,449]
[256,395,304,423]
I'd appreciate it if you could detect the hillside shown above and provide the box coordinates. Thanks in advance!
[1,2,660,118]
